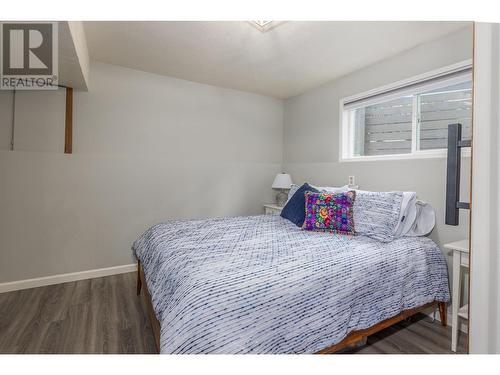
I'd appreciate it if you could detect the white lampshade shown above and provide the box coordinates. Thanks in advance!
[272,173,293,189]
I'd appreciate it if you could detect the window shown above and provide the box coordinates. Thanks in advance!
[340,62,472,161]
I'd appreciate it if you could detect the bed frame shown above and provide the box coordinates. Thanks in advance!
[136,261,447,354]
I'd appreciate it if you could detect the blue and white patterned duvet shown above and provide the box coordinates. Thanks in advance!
[133,215,450,354]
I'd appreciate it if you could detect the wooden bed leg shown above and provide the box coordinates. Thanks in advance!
[136,261,142,296]
[438,302,447,326]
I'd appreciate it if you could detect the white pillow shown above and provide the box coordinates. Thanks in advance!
[392,193,436,237]
[312,184,349,193]
[287,184,349,203]
[394,192,417,238]
[353,190,404,242]
[405,201,436,236]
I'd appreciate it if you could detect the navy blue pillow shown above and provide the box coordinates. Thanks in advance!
[280,183,319,227]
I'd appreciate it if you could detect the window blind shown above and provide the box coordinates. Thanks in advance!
[344,65,472,111]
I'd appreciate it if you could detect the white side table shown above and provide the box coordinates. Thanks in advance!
[444,239,469,352]
[263,204,283,215]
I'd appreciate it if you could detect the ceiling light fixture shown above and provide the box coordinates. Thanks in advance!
[249,21,280,33]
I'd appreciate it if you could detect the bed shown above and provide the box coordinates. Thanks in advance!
[133,214,450,354]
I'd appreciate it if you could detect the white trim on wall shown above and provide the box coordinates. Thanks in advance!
[340,148,471,162]
[0,263,137,294]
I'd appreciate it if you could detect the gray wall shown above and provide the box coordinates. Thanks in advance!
[282,27,473,295]
[14,89,66,153]
[0,62,283,283]
[0,91,14,150]
[0,89,67,153]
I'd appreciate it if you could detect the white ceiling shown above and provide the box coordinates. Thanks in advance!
[84,21,470,99]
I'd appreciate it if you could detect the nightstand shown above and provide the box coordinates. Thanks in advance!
[443,239,469,352]
[263,204,283,215]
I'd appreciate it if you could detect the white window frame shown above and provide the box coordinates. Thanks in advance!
[339,60,473,162]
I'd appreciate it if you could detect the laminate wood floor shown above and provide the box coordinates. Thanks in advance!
[0,273,467,354]
[344,313,468,354]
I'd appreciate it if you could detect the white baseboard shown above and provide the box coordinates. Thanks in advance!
[0,263,137,294]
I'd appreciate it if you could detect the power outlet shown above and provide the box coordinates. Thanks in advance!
[348,176,355,186]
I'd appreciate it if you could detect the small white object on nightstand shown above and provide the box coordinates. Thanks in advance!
[263,204,283,215]
[443,239,469,352]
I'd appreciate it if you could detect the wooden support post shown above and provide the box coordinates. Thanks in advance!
[438,301,447,326]
[137,261,142,296]
[64,87,73,154]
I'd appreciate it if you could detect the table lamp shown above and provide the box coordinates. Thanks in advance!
[272,173,293,207]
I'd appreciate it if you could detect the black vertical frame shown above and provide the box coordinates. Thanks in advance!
[445,123,471,225]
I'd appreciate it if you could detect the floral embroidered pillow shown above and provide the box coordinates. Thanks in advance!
[302,191,356,235]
